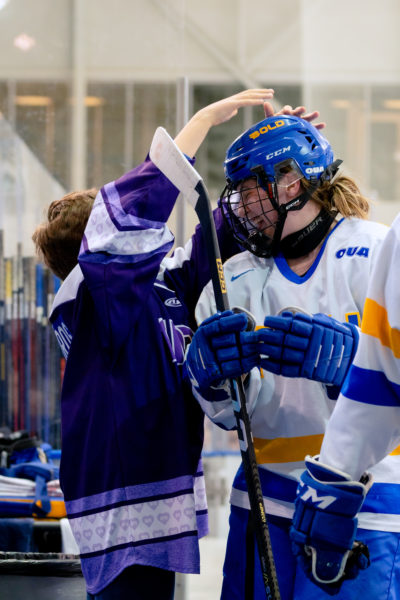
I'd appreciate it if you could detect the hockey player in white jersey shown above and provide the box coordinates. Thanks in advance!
[185,114,400,598]
[290,211,400,597]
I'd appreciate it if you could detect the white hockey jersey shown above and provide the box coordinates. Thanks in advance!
[319,212,400,530]
[195,217,397,532]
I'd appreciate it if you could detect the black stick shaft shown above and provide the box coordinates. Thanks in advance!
[194,181,281,600]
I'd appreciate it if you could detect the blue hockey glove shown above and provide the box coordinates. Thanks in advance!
[257,311,359,386]
[290,456,372,595]
[185,309,258,391]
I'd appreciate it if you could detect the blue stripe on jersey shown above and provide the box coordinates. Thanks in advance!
[362,483,400,514]
[342,364,400,407]
[233,461,400,516]
[233,463,298,502]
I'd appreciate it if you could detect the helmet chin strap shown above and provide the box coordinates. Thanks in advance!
[279,207,337,259]
[245,186,322,258]
[268,184,320,257]
[270,160,342,258]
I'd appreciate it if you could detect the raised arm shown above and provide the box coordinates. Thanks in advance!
[78,89,275,356]
[175,89,274,157]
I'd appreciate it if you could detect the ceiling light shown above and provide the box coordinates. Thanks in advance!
[331,100,351,109]
[16,96,52,107]
[14,33,36,52]
[85,97,105,107]
[383,100,400,110]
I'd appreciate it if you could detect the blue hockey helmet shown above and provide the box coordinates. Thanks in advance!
[224,114,334,187]
[220,115,339,258]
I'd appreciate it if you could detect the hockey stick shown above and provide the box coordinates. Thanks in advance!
[150,127,281,600]
[35,262,44,439]
[0,230,5,427]
[5,258,12,430]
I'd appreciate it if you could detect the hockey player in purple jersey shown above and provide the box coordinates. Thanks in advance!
[31,88,276,599]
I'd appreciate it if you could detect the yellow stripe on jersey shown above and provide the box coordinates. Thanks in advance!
[362,298,400,358]
[254,435,400,463]
[254,434,324,464]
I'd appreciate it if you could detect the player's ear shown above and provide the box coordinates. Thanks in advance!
[286,179,302,199]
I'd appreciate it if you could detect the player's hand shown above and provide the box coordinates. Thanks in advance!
[185,309,259,391]
[290,455,372,595]
[175,89,274,157]
[263,101,326,130]
[257,311,359,387]
[196,88,274,127]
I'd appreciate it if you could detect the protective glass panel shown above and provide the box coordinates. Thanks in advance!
[0,4,397,464]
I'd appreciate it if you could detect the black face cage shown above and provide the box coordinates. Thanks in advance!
[220,175,287,259]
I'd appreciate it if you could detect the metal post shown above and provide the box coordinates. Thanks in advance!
[71,0,87,190]
[124,83,134,172]
[174,76,190,248]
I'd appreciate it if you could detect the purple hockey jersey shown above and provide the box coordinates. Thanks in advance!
[49,156,237,594]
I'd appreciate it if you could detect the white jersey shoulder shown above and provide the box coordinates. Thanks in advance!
[196,218,387,327]
[51,264,84,315]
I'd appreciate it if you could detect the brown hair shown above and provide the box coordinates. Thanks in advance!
[303,175,370,219]
[32,188,97,280]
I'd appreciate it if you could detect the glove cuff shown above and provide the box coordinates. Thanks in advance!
[305,455,373,495]
[308,546,351,585]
